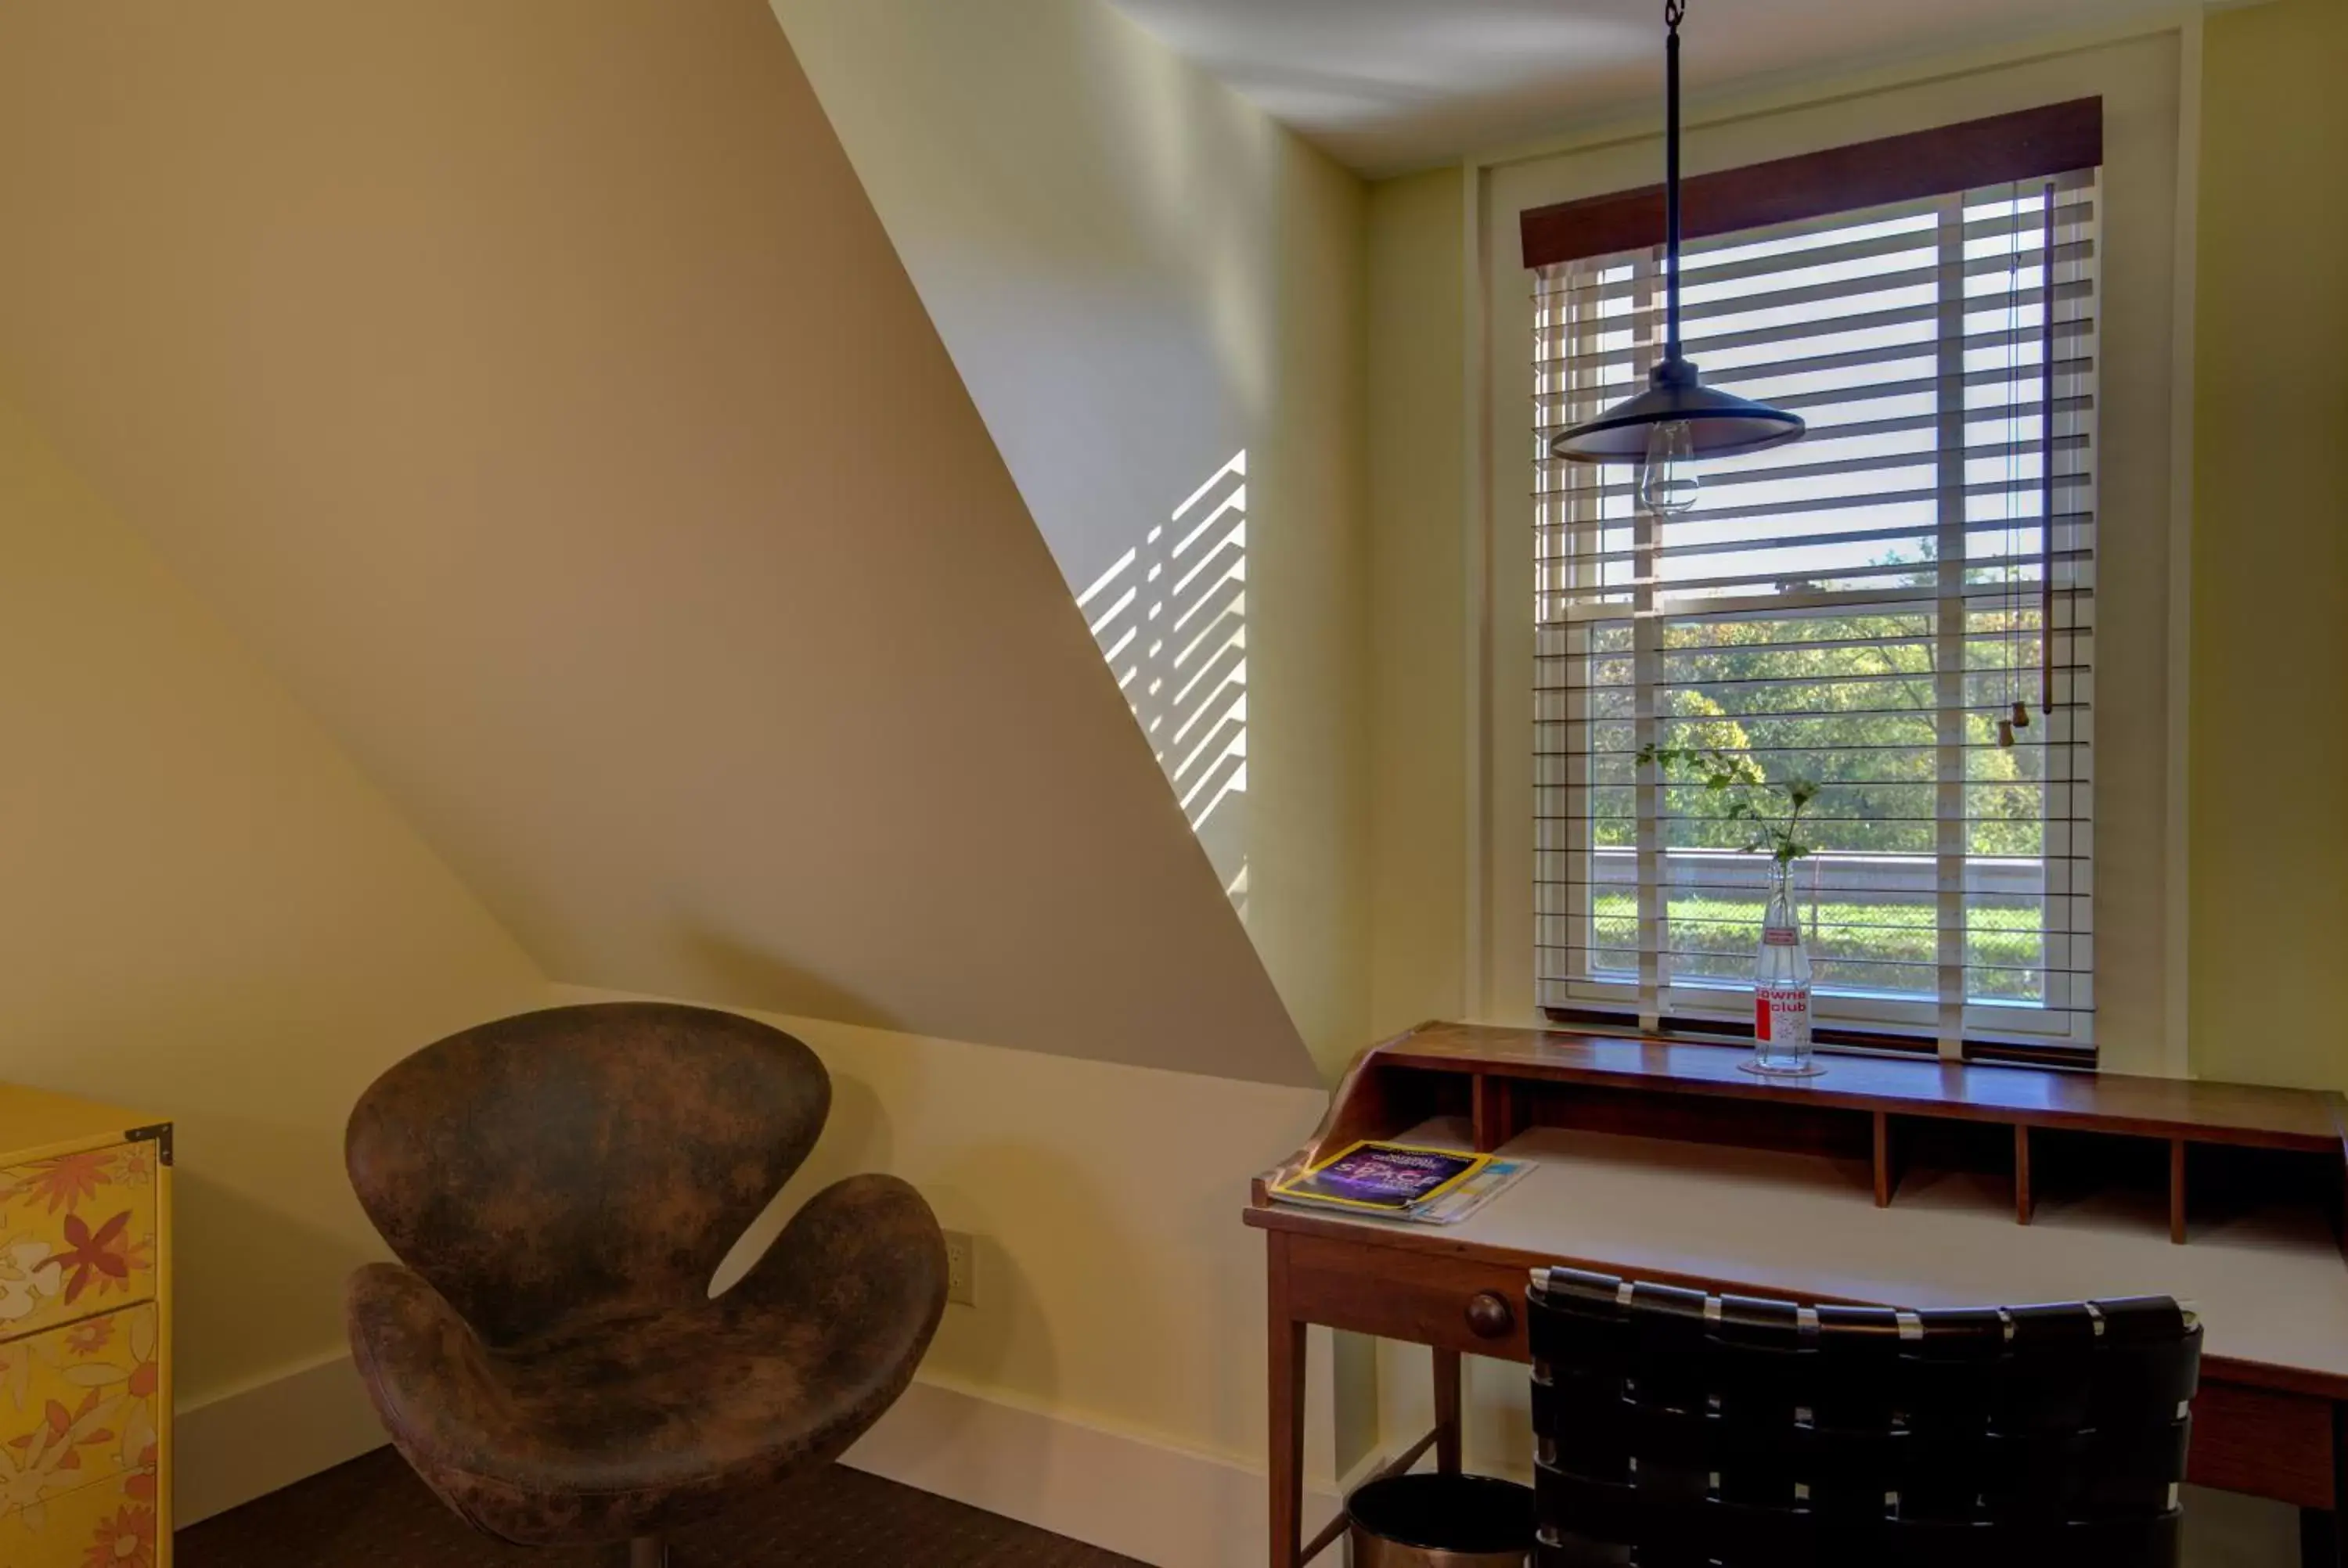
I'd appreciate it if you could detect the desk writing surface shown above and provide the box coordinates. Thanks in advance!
[1325,1118,2348,1383]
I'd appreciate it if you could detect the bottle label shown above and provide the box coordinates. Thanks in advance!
[1756,985,1809,1044]
[1763,928,1799,946]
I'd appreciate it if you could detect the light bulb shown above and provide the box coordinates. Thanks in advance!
[1638,420,1700,515]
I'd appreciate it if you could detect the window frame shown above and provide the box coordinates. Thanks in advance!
[1532,172,2103,1063]
[1464,32,2191,1077]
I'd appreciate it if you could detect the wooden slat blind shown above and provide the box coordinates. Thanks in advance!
[1532,153,2101,1058]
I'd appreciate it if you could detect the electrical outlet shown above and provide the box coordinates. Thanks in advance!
[942,1230,977,1307]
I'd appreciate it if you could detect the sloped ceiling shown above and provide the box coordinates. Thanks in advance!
[0,0,1316,1086]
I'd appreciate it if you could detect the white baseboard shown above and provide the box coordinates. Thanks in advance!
[844,1376,1347,1568]
[173,1356,1345,1568]
[175,1351,388,1527]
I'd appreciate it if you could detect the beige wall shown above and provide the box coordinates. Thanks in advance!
[774,0,1374,1074]
[0,0,1371,1490]
[2188,0,2348,1090]
[551,986,1333,1480]
[1358,23,2335,1557]
[1366,168,1471,1040]
[1472,34,2183,1063]
[0,0,1315,1089]
[766,0,1384,1479]
[1361,22,2348,1094]
[0,387,548,1408]
[8,0,2330,1545]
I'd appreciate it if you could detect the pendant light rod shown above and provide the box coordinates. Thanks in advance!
[1664,0,1684,363]
[1547,0,1804,463]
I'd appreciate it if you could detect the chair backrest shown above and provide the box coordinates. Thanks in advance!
[1529,1265,2202,1568]
[346,1002,830,1346]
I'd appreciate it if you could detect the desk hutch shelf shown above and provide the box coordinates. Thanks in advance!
[1287,1023,2348,1250]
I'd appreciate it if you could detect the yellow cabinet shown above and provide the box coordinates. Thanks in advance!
[0,1089,171,1568]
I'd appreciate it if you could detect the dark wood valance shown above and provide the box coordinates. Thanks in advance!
[1520,97,2103,270]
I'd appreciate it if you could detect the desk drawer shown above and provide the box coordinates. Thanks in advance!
[1287,1233,1533,1361]
[0,1141,158,1346]
[0,1301,161,1527]
[2187,1378,2333,1509]
[1280,1232,2339,1513]
[0,1446,163,1567]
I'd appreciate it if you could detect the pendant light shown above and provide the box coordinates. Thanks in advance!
[1549,0,1805,502]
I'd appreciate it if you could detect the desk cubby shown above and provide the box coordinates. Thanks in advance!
[1293,1022,2348,1252]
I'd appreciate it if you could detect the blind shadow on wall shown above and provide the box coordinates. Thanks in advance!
[1077,450,1251,914]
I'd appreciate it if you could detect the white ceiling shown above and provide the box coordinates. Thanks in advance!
[1101,0,2197,175]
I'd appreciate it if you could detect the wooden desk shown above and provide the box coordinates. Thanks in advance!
[1247,1024,2348,1568]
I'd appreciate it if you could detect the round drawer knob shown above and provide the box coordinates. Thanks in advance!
[1465,1292,1514,1340]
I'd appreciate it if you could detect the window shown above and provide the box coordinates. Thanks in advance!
[1529,109,2101,1059]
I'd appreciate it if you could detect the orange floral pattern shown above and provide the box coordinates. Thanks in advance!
[80,1504,153,1568]
[56,1215,131,1307]
[0,1137,165,1566]
[0,1145,155,1344]
[0,1303,158,1516]
[20,1156,111,1218]
[0,1461,160,1567]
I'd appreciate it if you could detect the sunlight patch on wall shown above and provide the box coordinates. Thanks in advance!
[1075,451,1248,911]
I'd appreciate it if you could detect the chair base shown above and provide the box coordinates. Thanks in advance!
[630,1536,668,1568]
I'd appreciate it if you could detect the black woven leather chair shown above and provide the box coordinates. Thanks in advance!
[1528,1265,2202,1568]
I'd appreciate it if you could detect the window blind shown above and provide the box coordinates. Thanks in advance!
[1532,169,2100,1059]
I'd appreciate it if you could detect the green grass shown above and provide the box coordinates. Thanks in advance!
[1589,894,2048,1000]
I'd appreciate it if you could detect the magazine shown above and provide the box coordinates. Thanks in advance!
[1410,1157,1534,1225]
[1267,1140,1489,1214]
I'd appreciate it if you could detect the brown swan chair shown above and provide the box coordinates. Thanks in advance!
[344,1002,947,1566]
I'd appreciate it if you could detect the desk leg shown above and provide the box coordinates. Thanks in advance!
[2303,1509,2338,1568]
[1433,1347,1463,1474]
[1267,1232,1306,1568]
[2303,1403,2348,1568]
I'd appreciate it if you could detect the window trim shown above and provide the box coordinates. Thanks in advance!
[1519,98,2103,269]
[1532,178,2102,1061]
[1463,31,2192,1078]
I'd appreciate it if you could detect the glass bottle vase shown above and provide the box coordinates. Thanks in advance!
[1746,859,1822,1077]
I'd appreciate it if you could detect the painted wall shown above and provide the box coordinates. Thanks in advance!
[1365,167,1472,1041]
[0,0,1375,1530]
[772,0,1374,1074]
[0,0,1314,1090]
[0,387,548,1409]
[535,987,1333,1486]
[2188,0,2348,1091]
[1359,18,2338,1560]
[765,0,1385,1487]
[1361,21,2348,1095]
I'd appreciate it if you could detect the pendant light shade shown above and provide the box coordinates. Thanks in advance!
[1547,358,1806,462]
[1550,0,1804,467]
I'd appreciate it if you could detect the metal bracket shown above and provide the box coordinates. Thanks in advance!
[124,1123,174,1167]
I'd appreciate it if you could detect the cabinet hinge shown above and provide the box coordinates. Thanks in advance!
[124,1124,173,1167]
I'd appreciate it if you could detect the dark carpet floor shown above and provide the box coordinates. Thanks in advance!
[177,1446,1149,1568]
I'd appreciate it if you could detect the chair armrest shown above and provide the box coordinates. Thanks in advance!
[345,1261,516,1473]
[730,1174,948,1441]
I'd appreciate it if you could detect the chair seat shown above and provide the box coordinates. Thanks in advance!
[348,1172,945,1546]
[484,1300,880,1487]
